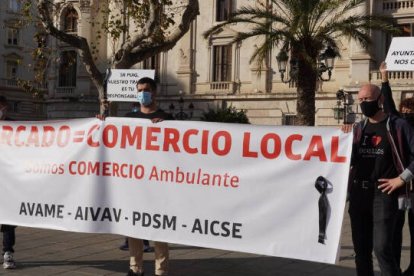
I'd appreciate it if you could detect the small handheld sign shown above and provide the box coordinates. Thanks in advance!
[106,69,155,102]
[385,37,414,71]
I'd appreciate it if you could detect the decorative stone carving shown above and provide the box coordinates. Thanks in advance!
[80,0,91,12]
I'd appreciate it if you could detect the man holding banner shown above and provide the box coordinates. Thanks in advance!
[347,83,414,276]
[100,77,173,276]
[125,77,172,276]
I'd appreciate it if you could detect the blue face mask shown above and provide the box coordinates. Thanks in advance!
[137,91,152,106]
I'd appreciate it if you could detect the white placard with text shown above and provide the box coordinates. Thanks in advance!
[385,37,414,71]
[106,69,155,102]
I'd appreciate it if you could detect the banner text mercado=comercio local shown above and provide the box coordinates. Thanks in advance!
[0,118,352,264]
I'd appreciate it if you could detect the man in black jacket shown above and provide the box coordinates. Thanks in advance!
[347,82,414,276]
[0,96,17,269]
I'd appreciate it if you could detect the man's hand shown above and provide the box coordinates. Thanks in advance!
[151,118,164,123]
[96,114,106,121]
[380,61,388,83]
[378,177,405,194]
[341,124,354,133]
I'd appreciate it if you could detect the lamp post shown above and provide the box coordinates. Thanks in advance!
[276,50,299,86]
[335,89,345,124]
[336,89,353,124]
[317,46,336,81]
[276,46,336,85]
[169,91,194,120]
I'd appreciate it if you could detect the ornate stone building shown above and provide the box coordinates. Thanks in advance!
[2,0,414,125]
[0,0,46,120]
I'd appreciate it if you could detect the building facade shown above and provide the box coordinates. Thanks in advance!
[2,0,414,124]
[0,0,46,120]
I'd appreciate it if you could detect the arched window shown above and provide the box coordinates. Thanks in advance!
[7,27,19,45]
[63,8,78,33]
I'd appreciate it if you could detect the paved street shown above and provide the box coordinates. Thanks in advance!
[1,213,411,276]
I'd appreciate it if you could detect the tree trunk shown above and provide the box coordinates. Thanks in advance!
[296,59,317,126]
[36,0,199,114]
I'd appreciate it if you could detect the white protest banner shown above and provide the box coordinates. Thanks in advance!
[106,69,155,102]
[385,37,414,71]
[0,118,352,264]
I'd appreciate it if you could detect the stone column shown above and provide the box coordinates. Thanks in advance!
[77,1,92,96]
[250,44,269,93]
[176,25,194,94]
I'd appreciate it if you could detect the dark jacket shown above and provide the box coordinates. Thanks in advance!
[382,81,399,116]
[124,108,173,120]
[351,82,414,188]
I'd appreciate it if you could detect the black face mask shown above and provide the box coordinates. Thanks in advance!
[360,94,381,118]
[401,113,414,126]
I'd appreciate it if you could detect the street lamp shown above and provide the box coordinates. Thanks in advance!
[169,91,194,120]
[276,46,336,85]
[276,50,298,85]
[317,46,336,81]
[335,89,353,124]
[334,89,346,124]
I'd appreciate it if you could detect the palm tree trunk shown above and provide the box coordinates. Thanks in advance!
[296,60,317,126]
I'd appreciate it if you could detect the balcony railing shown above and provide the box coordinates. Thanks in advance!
[0,78,48,90]
[55,87,75,97]
[383,1,414,11]
[0,78,18,87]
[371,70,414,83]
[209,81,235,93]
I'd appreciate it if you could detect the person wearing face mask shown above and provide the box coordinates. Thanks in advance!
[96,77,172,276]
[0,96,17,270]
[380,62,414,276]
[122,77,172,276]
[343,83,414,276]
[123,77,173,123]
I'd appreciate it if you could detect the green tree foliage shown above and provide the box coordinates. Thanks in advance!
[201,106,250,124]
[204,0,398,126]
